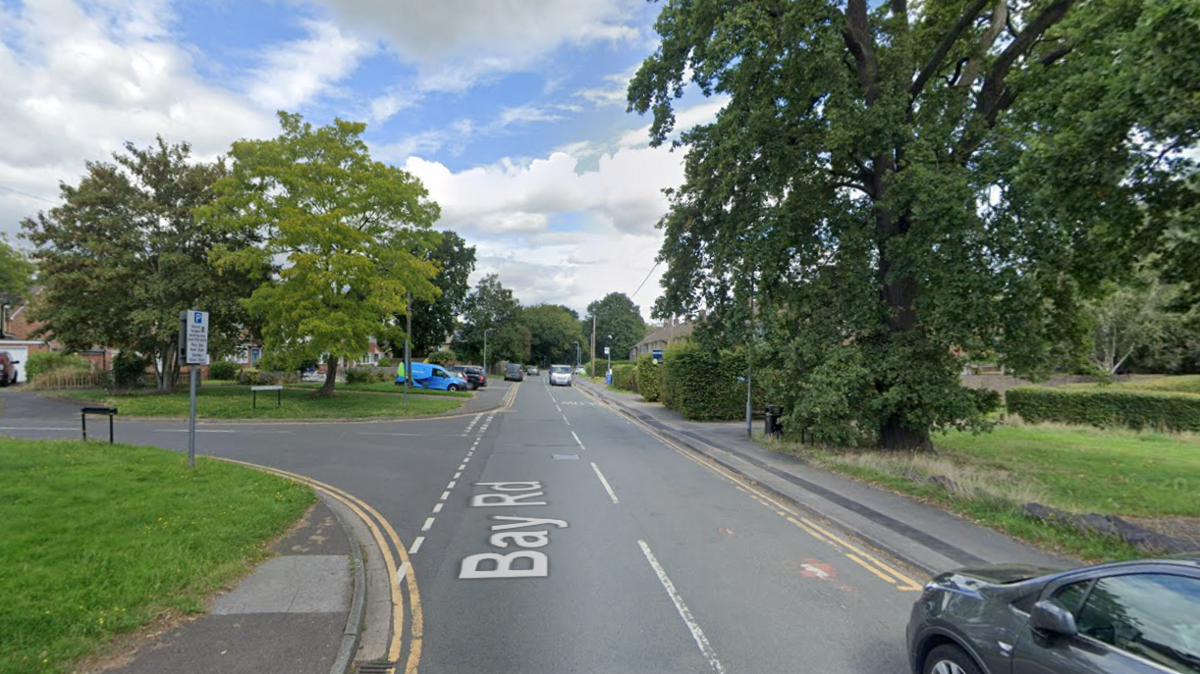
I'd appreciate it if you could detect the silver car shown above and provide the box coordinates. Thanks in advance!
[548,364,572,386]
[907,555,1200,674]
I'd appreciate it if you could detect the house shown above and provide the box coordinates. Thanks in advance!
[0,294,58,384]
[629,320,694,361]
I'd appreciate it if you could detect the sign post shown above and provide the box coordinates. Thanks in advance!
[180,310,209,468]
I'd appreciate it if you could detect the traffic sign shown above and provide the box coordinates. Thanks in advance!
[180,310,209,365]
[604,346,610,356]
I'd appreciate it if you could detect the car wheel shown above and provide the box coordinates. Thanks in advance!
[448,384,460,392]
[923,645,983,674]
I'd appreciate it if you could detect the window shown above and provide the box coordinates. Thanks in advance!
[1051,580,1092,614]
[1075,574,1200,674]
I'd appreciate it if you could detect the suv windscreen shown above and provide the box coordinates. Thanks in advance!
[551,366,570,374]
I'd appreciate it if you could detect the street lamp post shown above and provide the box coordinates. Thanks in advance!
[483,328,494,375]
[573,342,580,370]
[606,334,612,379]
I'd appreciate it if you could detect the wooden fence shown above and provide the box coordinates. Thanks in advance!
[30,371,107,390]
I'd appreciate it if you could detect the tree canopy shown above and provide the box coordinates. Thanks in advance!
[456,273,529,367]
[398,230,476,357]
[0,235,33,305]
[584,292,647,363]
[524,304,581,367]
[22,137,258,390]
[204,111,441,394]
[630,0,1200,448]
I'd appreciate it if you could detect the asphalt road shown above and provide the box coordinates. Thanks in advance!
[1,380,922,673]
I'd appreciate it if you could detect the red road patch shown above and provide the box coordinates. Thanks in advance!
[800,557,838,581]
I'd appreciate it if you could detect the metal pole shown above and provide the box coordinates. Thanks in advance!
[188,366,198,468]
[746,282,754,438]
[590,315,596,377]
[404,291,412,408]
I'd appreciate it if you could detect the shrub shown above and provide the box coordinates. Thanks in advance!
[208,360,239,381]
[426,350,456,365]
[25,351,91,377]
[1006,387,1200,432]
[636,354,661,402]
[345,367,389,384]
[112,352,148,389]
[377,356,391,368]
[660,342,749,421]
[236,368,273,386]
[611,364,638,391]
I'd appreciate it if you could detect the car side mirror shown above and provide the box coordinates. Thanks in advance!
[1030,601,1078,638]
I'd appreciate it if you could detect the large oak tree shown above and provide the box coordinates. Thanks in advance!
[631,0,1199,448]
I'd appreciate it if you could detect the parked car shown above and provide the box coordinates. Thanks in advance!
[504,363,525,382]
[448,365,486,390]
[574,365,587,375]
[0,351,20,386]
[907,554,1200,674]
[526,365,540,376]
[549,364,572,387]
[395,362,470,391]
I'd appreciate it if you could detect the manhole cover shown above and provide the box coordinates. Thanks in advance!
[552,454,579,460]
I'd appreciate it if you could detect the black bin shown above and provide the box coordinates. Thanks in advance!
[764,405,784,437]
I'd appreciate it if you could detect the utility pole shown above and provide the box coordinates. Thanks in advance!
[573,341,580,370]
[404,291,412,408]
[484,328,494,375]
[746,280,754,438]
[590,314,596,377]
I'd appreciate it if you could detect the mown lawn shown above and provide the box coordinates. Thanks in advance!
[290,381,471,397]
[63,386,464,419]
[769,423,1200,561]
[0,438,315,674]
[1073,374,1200,396]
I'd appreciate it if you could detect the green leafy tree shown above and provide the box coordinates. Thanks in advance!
[204,112,441,395]
[523,304,580,366]
[630,0,1200,448]
[583,293,646,364]
[456,274,528,367]
[1087,279,1184,375]
[0,235,33,305]
[22,138,259,390]
[388,230,476,358]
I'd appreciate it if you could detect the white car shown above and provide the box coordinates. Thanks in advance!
[549,364,572,386]
[573,366,586,375]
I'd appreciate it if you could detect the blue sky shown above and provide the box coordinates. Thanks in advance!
[0,0,726,318]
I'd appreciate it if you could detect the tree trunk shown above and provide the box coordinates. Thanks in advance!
[154,346,181,392]
[318,356,338,396]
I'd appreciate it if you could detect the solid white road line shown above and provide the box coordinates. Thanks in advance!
[0,426,76,431]
[591,462,620,505]
[571,431,585,450]
[408,536,425,554]
[357,432,424,437]
[638,540,727,674]
[422,517,435,532]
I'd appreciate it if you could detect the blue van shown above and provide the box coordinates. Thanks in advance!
[396,362,471,391]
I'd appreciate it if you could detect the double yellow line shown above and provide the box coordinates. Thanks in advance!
[576,385,924,592]
[218,458,425,673]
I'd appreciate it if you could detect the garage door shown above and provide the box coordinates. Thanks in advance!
[3,346,29,383]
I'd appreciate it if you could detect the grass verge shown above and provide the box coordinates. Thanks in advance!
[1066,374,1200,396]
[767,422,1200,561]
[61,386,464,419]
[290,382,471,397]
[0,438,315,674]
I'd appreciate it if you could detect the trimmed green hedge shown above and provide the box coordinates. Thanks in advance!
[611,364,638,391]
[207,360,239,381]
[660,342,747,421]
[636,354,661,402]
[1006,387,1200,432]
[25,351,91,377]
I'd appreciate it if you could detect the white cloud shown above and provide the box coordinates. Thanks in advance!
[368,90,421,124]
[575,64,639,108]
[0,0,276,241]
[247,19,375,110]
[305,0,643,91]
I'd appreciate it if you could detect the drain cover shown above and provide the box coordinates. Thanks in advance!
[356,660,397,674]
[552,454,579,460]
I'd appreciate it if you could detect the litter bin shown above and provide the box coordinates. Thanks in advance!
[764,405,784,437]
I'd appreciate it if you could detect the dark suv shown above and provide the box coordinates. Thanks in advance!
[449,365,486,390]
[504,363,525,382]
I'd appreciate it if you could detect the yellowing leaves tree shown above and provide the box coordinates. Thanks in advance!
[205,112,441,395]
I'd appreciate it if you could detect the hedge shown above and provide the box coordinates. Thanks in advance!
[1006,387,1200,432]
[236,368,300,386]
[207,360,239,381]
[636,354,661,402]
[659,342,748,421]
[345,367,391,384]
[611,364,638,392]
[25,351,91,377]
